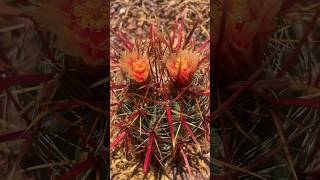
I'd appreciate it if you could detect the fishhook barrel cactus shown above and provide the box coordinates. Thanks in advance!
[110,15,210,179]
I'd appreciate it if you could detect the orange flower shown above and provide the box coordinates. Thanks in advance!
[22,0,108,65]
[64,0,108,65]
[166,50,201,86]
[213,0,282,73]
[119,51,150,83]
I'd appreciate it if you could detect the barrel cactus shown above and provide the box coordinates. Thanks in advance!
[110,15,210,179]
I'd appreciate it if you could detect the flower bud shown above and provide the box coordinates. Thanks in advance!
[119,51,150,83]
[166,50,201,86]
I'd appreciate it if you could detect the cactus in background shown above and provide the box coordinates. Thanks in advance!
[212,0,320,179]
[110,15,210,179]
[20,0,109,65]
[213,0,282,75]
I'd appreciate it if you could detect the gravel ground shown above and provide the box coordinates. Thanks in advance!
[111,0,209,40]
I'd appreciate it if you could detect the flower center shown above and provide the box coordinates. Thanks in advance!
[72,0,108,31]
[175,57,188,70]
[132,61,147,73]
